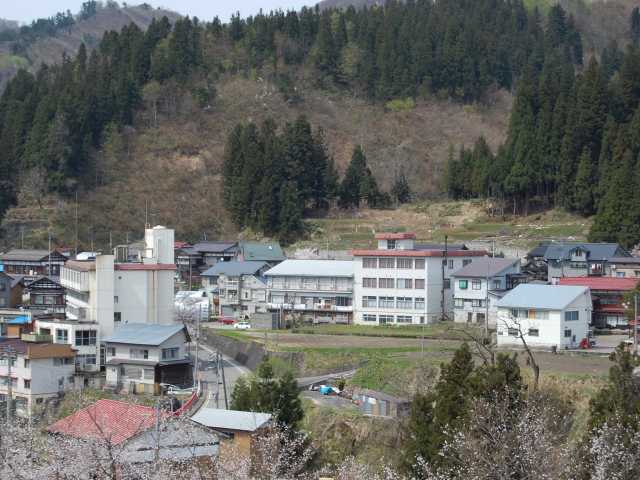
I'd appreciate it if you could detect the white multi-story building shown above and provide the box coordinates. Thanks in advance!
[451,257,522,326]
[39,226,176,372]
[0,334,76,416]
[353,233,486,325]
[207,261,270,319]
[496,284,592,349]
[265,260,354,324]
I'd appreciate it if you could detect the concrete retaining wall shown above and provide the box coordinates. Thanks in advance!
[202,331,303,372]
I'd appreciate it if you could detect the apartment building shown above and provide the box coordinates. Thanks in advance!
[43,225,176,371]
[353,233,486,325]
[209,261,270,319]
[451,257,522,326]
[265,260,354,324]
[0,334,76,417]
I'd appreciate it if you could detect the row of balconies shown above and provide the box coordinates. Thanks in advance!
[267,303,353,312]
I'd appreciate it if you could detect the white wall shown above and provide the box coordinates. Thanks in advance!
[496,293,591,349]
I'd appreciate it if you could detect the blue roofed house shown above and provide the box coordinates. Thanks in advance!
[103,323,192,395]
[202,261,270,320]
[527,242,630,283]
[496,284,592,349]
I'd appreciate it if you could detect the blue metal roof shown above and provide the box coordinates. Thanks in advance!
[103,323,188,346]
[201,261,267,277]
[497,284,590,310]
[7,316,31,325]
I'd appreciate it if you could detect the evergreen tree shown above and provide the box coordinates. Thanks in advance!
[632,7,640,46]
[278,180,304,244]
[339,145,367,208]
[274,371,304,428]
[573,148,594,215]
[391,169,411,204]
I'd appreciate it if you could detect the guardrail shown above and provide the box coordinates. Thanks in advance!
[172,381,201,416]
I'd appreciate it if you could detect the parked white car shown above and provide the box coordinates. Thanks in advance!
[234,321,251,330]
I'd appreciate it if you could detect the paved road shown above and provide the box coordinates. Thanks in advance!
[192,342,251,412]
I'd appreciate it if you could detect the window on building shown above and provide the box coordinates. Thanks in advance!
[459,280,468,290]
[362,296,377,308]
[564,329,572,338]
[114,296,119,304]
[472,299,485,308]
[415,259,425,269]
[363,278,377,288]
[387,239,397,250]
[415,279,425,289]
[472,279,482,290]
[441,278,449,290]
[162,347,179,360]
[415,298,425,310]
[396,297,412,309]
[635,271,640,277]
[362,314,377,322]
[528,328,539,337]
[379,315,394,324]
[55,329,68,343]
[107,347,116,357]
[378,278,394,289]
[448,259,454,269]
[24,358,30,368]
[492,280,501,289]
[336,296,352,307]
[564,311,579,322]
[396,315,412,324]
[379,297,395,308]
[463,259,472,266]
[75,355,97,368]
[75,330,97,346]
[23,379,30,389]
[397,258,413,269]
[397,278,413,289]
[379,258,395,269]
[130,348,149,360]
[454,298,464,308]
[114,312,122,323]
[363,258,377,269]
[616,271,626,278]
[508,328,519,337]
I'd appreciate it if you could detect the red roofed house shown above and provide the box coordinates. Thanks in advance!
[353,233,487,325]
[559,277,640,328]
[47,399,219,469]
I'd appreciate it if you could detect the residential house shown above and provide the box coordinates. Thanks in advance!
[452,257,522,326]
[0,270,24,308]
[103,323,192,395]
[559,277,640,328]
[608,256,640,278]
[496,284,592,349]
[352,233,486,325]
[3,314,33,339]
[236,241,286,266]
[265,260,354,325]
[176,241,238,287]
[47,399,219,468]
[0,334,76,417]
[0,249,67,277]
[22,276,65,316]
[527,242,630,283]
[191,407,272,457]
[208,261,270,319]
[53,225,176,371]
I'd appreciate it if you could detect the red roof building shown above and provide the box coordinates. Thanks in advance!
[559,277,639,328]
[47,400,163,445]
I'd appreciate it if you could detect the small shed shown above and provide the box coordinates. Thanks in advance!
[350,388,410,418]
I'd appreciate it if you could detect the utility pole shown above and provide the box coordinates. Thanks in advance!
[154,400,161,469]
[194,304,201,389]
[48,229,52,277]
[220,352,228,409]
[440,235,448,321]
[635,294,638,354]
[485,259,490,338]
[74,191,79,257]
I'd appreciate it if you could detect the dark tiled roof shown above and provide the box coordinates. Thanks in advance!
[202,261,268,277]
[528,242,630,261]
[452,258,520,278]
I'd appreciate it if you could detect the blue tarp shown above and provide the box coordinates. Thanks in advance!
[7,316,30,325]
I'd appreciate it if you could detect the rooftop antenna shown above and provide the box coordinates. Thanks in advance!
[145,199,150,229]
[74,191,79,257]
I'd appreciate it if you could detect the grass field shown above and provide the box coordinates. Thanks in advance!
[296,201,591,253]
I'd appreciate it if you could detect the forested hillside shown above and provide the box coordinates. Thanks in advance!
[445,4,640,247]
[2,0,639,248]
[0,1,179,91]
